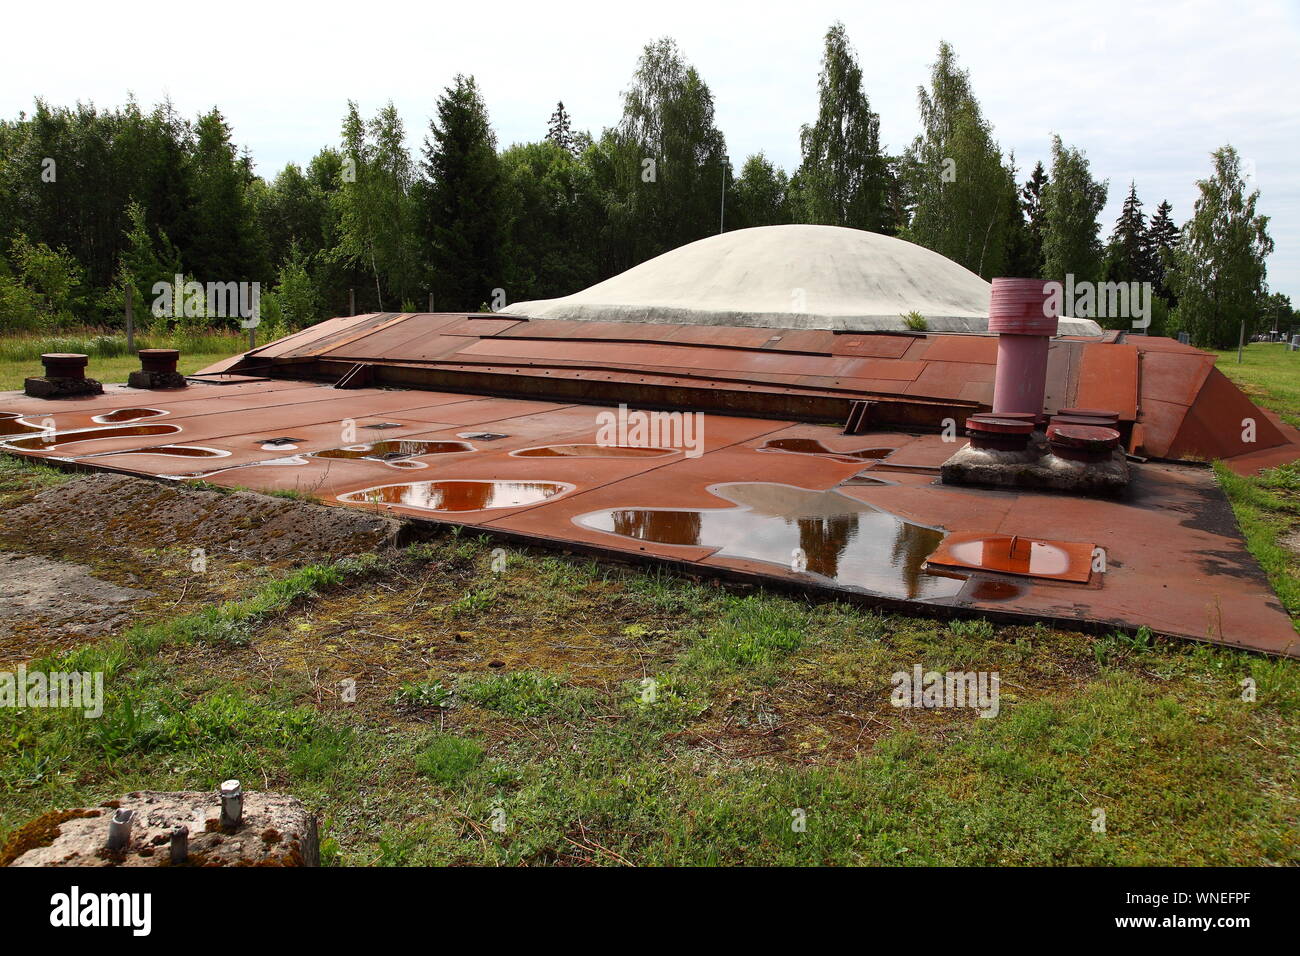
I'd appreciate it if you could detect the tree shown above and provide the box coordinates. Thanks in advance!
[333,101,422,311]
[110,199,181,327]
[902,42,1019,278]
[1169,145,1273,349]
[1041,135,1108,284]
[184,108,264,283]
[270,240,320,330]
[731,153,790,229]
[605,37,727,263]
[1018,161,1048,276]
[546,102,576,156]
[1147,200,1180,302]
[1103,182,1154,285]
[793,22,891,232]
[499,139,602,301]
[417,76,505,311]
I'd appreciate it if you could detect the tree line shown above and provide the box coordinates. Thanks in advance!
[0,24,1284,349]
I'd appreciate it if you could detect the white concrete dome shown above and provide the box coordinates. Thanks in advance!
[508,224,1102,335]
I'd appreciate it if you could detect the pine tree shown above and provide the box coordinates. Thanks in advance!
[546,101,575,156]
[1169,145,1273,349]
[793,22,891,232]
[184,108,263,283]
[417,75,505,311]
[1019,161,1048,276]
[1103,181,1154,284]
[1146,200,1180,302]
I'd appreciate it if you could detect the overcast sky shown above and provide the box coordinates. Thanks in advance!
[4,0,1297,299]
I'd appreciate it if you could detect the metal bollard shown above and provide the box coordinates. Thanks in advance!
[170,826,189,864]
[107,808,134,851]
[220,779,243,829]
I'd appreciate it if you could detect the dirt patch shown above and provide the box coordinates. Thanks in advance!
[0,553,154,657]
[0,473,403,566]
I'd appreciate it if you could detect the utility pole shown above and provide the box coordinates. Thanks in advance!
[719,155,729,234]
[349,288,356,316]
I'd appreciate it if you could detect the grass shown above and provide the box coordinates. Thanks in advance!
[1213,341,1300,427]
[1213,342,1300,632]
[0,328,248,391]
[1,513,1296,866]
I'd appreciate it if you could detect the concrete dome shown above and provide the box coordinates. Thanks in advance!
[508,224,1102,335]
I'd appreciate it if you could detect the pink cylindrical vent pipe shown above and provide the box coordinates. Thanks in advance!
[988,278,1059,417]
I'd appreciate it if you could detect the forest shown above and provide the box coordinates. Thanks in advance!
[0,24,1285,349]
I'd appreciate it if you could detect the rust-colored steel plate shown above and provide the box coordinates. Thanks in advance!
[1075,343,1138,419]
[919,335,999,365]
[830,335,914,359]
[1138,349,1215,408]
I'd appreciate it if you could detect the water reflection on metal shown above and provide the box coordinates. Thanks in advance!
[0,413,43,438]
[758,438,893,463]
[964,577,1029,602]
[338,479,571,512]
[927,533,1094,583]
[512,444,675,458]
[92,407,167,424]
[576,482,961,600]
[91,444,229,460]
[314,440,473,463]
[4,423,181,451]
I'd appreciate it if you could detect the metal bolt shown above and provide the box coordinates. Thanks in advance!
[107,808,134,851]
[220,779,243,829]
[169,826,188,864]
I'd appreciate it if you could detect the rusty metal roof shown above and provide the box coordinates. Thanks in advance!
[203,313,1300,471]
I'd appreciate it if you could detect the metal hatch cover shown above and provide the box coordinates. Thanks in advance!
[926,532,1095,583]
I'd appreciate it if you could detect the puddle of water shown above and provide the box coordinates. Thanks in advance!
[314,440,473,462]
[339,479,570,512]
[966,578,1028,602]
[576,482,962,600]
[942,536,1080,579]
[5,423,180,451]
[758,438,893,463]
[97,445,228,460]
[92,407,167,424]
[513,444,675,458]
[0,413,43,438]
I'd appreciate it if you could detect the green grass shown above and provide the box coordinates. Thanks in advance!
[0,329,247,391]
[416,735,485,785]
[1213,343,1300,632]
[1213,342,1300,427]
[1,528,1297,866]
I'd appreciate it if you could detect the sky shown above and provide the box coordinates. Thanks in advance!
[3,0,1297,299]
